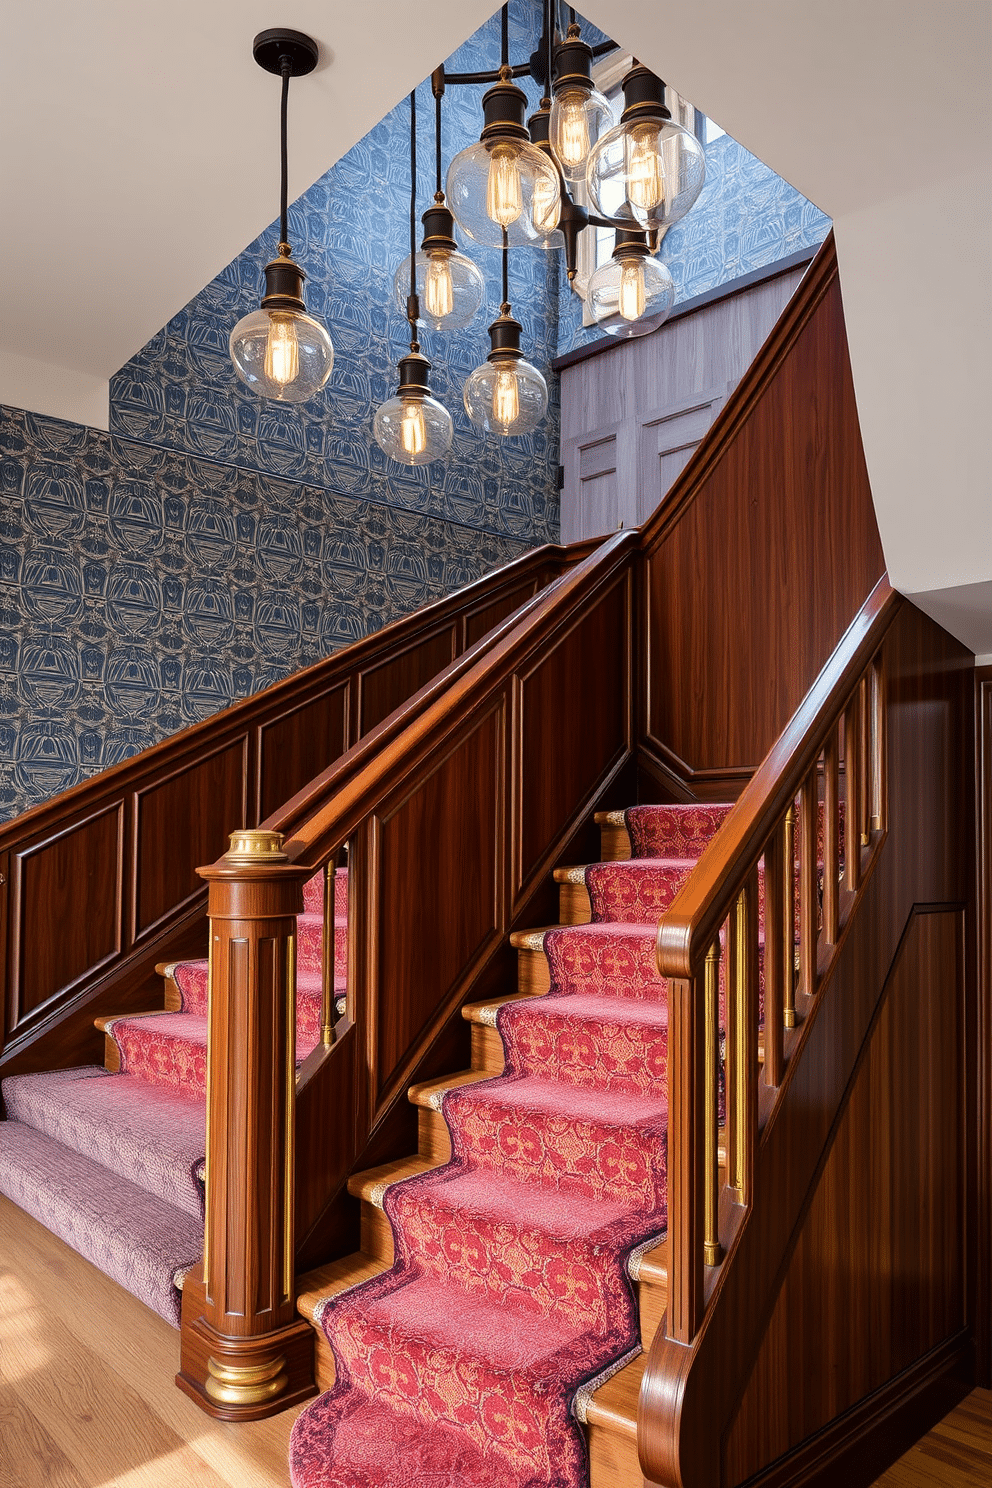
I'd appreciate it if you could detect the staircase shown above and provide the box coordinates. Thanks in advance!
[0,869,347,1326]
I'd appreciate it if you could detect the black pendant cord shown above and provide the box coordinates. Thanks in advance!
[545,0,553,103]
[279,56,291,247]
[435,85,443,198]
[501,227,510,314]
[407,89,420,350]
[501,4,509,69]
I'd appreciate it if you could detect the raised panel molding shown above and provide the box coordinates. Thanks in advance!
[257,684,349,821]
[723,907,967,1485]
[357,629,458,738]
[636,388,727,525]
[373,705,504,1107]
[132,737,248,941]
[8,802,125,1038]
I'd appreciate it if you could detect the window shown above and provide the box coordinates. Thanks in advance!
[572,53,712,323]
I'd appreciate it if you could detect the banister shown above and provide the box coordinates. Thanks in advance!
[228,528,637,870]
[655,575,897,984]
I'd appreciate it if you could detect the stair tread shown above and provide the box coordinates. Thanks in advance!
[347,1153,439,1205]
[1,1065,204,1219]
[407,1069,493,1108]
[297,1251,390,1326]
[461,991,543,1024]
[585,1350,646,1436]
[451,1072,667,1126]
[503,992,670,1030]
[393,1164,638,1239]
[0,1120,201,1326]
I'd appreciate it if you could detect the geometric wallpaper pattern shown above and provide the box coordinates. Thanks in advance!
[1,0,830,822]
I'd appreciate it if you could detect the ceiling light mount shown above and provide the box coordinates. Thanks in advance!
[251,28,320,78]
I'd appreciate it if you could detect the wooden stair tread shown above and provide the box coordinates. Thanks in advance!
[594,810,627,827]
[347,1154,438,1206]
[553,864,588,884]
[585,1350,645,1438]
[461,991,541,1024]
[509,926,555,950]
[635,1239,668,1287]
[94,1009,166,1033]
[408,1070,491,1108]
[296,1252,389,1325]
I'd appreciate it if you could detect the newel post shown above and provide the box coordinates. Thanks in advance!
[176,829,317,1420]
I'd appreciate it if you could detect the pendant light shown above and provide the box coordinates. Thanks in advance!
[446,6,561,248]
[586,64,706,231]
[374,91,454,466]
[586,224,675,336]
[229,30,334,402]
[393,71,485,331]
[549,17,613,184]
[463,234,548,437]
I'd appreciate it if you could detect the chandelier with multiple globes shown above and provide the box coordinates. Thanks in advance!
[230,6,707,464]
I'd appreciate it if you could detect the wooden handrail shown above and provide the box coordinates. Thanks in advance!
[182,526,637,1415]
[656,575,897,984]
[0,537,585,1074]
[649,574,898,1372]
[262,530,636,867]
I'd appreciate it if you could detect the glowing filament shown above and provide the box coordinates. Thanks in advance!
[486,144,523,228]
[531,169,560,236]
[264,314,300,387]
[556,92,591,168]
[493,365,520,430]
[618,259,646,321]
[626,123,663,212]
[424,254,455,319]
[400,400,427,458]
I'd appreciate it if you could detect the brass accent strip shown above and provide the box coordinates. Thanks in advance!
[205,1354,288,1407]
[202,928,215,1294]
[321,862,334,1047]
[782,805,797,1028]
[728,888,746,1196]
[284,934,296,1306]
[703,938,723,1267]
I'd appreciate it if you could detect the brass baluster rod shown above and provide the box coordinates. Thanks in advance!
[799,769,818,1000]
[726,871,758,1205]
[822,726,840,944]
[703,936,723,1266]
[782,804,796,1029]
[844,692,862,892]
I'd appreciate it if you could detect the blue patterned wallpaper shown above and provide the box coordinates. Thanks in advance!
[0,403,530,815]
[1,0,832,822]
[110,0,563,547]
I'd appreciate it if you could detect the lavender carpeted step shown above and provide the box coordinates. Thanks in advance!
[0,1120,201,1325]
[498,991,670,1095]
[1,1066,205,1218]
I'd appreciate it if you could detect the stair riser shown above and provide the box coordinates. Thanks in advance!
[471,1022,506,1073]
[588,1419,641,1488]
[597,822,632,862]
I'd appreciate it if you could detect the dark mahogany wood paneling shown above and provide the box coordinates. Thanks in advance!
[258,685,348,821]
[724,907,966,1484]
[10,804,124,1033]
[358,630,457,737]
[463,581,540,650]
[640,244,885,783]
[976,666,992,1388]
[517,573,630,893]
[374,706,503,1105]
[133,738,247,939]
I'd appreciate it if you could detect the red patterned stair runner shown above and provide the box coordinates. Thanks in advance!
[290,805,753,1488]
[0,868,345,1325]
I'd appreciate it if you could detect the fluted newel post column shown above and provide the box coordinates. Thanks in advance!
[176,829,317,1420]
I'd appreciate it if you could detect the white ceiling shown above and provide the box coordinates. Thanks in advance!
[1,2,990,649]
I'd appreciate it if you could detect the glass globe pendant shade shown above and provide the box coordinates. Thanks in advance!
[463,308,548,437]
[392,249,485,331]
[585,67,705,231]
[446,72,561,248]
[549,84,613,182]
[230,246,334,403]
[373,351,453,466]
[229,306,334,402]
[586,245,675,337]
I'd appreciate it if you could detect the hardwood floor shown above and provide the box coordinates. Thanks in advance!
[2,1189,989,1488]
[873,1389,992,1487]
[0,1196,303,1487]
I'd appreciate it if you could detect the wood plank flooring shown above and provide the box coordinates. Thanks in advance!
[873,1389,992,1487]
[2,1192,990,1488]
[0,1196,304,1487]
